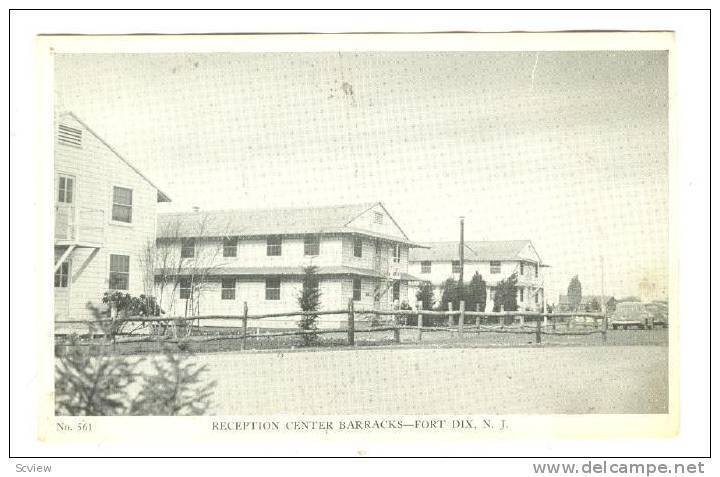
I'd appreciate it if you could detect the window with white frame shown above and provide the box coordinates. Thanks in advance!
[221,278,236,300]
[111,186,133,223]
[55,261,70,288]
[352,278,362,301]
[265,278,281,300]
[57,175,74,204]
[223,237,237,257]
[304,235,320,256]
[535,264,538,278]
[421,261,431,274]
[519,288,524,302]
[353,237,362,258]
[452,260,462,274]
[374,212,383,224]
[520,262,525,275]
[267,236,282,256]
[179,278,191,299]
[109,254,130,290]
[181,238,195,258]
[490,261,501,274]
[392,244,401,263]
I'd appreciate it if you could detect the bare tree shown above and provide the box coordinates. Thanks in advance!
[153,213,230,329]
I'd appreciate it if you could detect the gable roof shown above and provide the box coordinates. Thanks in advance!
[57,112,171,202]
[157,202,423,246]
[409,240,534,262]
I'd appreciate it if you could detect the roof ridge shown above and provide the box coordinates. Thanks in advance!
[159,201,379,216]
[60,111,171,202]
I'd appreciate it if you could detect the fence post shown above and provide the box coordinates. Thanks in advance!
[393,302,401,344]
[458,301,465,339]
[416,301,423,342]
[448,302,454,327]
[347,298,355,346]
[535,315,542,344]
[602,312,608,344]
[241,301,248,351]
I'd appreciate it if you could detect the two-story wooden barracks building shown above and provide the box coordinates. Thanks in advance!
[155,203,425,327]
[407,240,547,312]
[53,114,546,330]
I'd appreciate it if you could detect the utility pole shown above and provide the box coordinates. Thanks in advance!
[600,255,605,313]
[458,216,465,303]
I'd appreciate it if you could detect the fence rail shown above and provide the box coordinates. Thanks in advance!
[56,299,609,349]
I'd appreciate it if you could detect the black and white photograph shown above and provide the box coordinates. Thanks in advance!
[50,40,671,418]
[8,11,712,464]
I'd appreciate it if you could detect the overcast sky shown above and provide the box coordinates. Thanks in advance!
[55,50,668,301]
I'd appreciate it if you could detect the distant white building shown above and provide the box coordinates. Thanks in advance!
[407,240,547,311]
[54,112,171,332]
[155,202,425,327]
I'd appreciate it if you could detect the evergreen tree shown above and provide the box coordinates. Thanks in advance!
[606,296,617,314]
[415,281,435,310]
[465,272,487,312]
[55,349,138,416]
[439,277,463,311]
[493,273,518,312]
[567,275,583,312]
[297,265,321,345]
[130,351,216,416]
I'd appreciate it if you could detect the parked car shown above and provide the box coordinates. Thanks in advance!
[568,315,601,328]
[610,302,653,330]
[644,301,669,328]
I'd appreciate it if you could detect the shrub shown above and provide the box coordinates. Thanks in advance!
[102,292,163,318]
[297,266,321,346]
[130,351,216,416]
[55,347,140,416]
[415,281,435,310]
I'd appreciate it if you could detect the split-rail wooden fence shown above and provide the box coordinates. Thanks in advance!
[55,299,609,350]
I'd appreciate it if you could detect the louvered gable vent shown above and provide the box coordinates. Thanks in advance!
[57,124,82,147]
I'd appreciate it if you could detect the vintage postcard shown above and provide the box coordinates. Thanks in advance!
[35,31,677,454]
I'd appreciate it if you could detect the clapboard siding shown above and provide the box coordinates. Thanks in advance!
[54,114,160,324]
[407,258,545,311]
[346,203,408,239]
[159,277,348,328]
[156,235,345,269]
[340,236,408,275]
